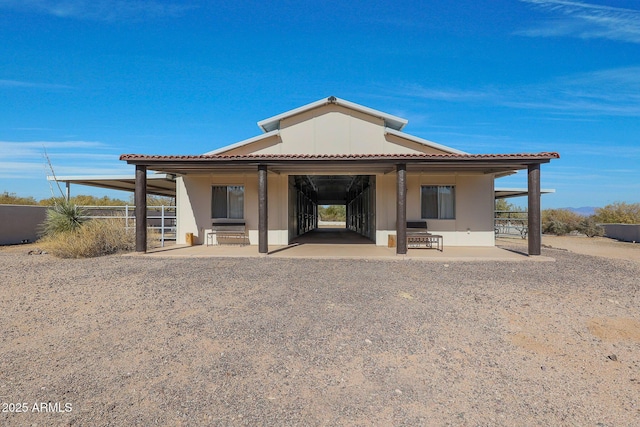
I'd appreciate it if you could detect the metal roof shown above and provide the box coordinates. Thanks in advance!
[48,174,177,197]
[203,130,280,155]
[495,187,556,199]
[384,128,468,154]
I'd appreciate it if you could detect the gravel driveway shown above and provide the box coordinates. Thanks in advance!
[1,243,639,426]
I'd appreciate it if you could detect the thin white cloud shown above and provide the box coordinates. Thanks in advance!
[396,66,640,117]
[563,143,639,154]
[0,161,131,179]
[518,0,640,43]
[0,141,107,158]
[397,85,492,102]
[0,79,73,90]
[506,67,640,116]
[0,0,197,22]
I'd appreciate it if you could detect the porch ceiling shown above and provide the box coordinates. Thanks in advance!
[294,175,372,205]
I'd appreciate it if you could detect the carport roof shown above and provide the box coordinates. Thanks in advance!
[48,173,177,197]
[496,187,556,199]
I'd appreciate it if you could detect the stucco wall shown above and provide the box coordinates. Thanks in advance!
[177,173,290,245]
[0,205,48,245]
[601,224,640,243]
[376,173,495,247]
[222,104,450,156]
[179,171,496,247]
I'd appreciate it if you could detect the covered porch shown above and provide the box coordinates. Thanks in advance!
[120,152,559,256]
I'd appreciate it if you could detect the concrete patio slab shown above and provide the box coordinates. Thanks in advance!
[142,241,553,261]
[139,229,554,261]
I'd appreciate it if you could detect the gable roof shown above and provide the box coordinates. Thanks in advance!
[257,96,408,132]
[207,96,465,156]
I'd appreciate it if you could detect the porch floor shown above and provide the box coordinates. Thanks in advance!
[143,228,553,261]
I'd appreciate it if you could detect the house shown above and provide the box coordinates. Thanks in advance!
[120,96,558,255]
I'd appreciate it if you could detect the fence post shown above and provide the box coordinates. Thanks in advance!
[161,205,165,247]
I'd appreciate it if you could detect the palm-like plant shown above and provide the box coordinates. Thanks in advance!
[42,198,87,235]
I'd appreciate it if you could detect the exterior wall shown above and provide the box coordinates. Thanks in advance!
[375,173,495,247]
[0,205,48,245]
[601,224,640,243]
[221,105,450,156]
[179,171,496,248]
[177,173,290,245]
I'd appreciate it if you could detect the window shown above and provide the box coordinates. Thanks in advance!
[421,185,455,219]
[211,185,244,219]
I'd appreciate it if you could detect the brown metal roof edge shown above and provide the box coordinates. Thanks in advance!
[120,152,560,162]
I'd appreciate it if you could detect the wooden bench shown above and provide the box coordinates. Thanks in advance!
[206,221,248,246]
[406,220,443,251]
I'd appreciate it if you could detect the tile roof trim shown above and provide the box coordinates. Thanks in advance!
[120,152,560,161]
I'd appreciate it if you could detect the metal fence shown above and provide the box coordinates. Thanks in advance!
[80,205,177,247]
[494,210,528,239]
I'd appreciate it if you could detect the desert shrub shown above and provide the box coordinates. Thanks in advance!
[541,209,583,235]
[0,191,38,205]
[319,205,346,221]
[495,199,526,219]
[39,195,128,207]
[593,202,640,224]
[41,199,86,236]
[39,218,158,258]
[577,217,604,237]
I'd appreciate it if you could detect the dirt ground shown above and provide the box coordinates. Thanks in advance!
[1,236,639,426]
[500,234,640,263]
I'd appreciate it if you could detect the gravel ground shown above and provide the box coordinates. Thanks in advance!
[1,242,639,426]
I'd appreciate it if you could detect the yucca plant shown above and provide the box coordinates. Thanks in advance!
[41,198,87,236]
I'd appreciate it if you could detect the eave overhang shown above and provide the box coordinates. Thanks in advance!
[120,152,560,176]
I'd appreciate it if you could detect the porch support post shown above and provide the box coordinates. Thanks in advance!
[258,164,268,254]
[527,163,541,256]
[135,165,147,253]
[396,163,407,255]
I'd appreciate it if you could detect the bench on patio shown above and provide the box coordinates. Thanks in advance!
[406,220,443,251]
[206,221,249,246]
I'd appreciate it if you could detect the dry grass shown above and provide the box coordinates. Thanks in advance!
[38,218,158,258]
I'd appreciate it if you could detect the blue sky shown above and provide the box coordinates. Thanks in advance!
[1,0,639,208]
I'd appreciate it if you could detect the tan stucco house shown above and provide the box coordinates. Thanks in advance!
[121,96,558,255]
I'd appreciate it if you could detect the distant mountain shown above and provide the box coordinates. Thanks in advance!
[564,207,598,216]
